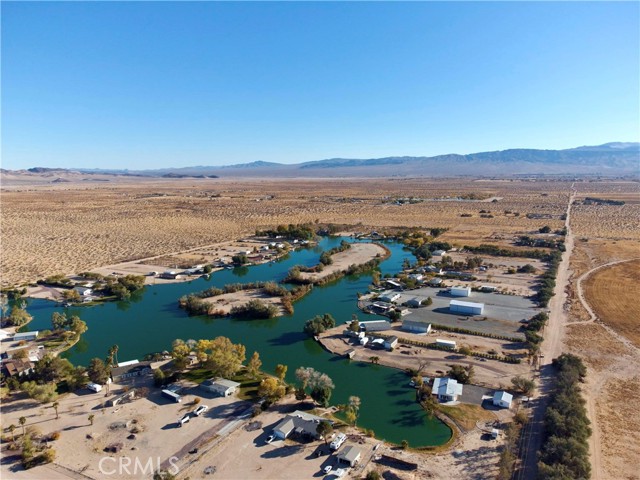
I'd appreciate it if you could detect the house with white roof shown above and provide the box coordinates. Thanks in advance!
[493,391,513,409]
[432,377,464,402]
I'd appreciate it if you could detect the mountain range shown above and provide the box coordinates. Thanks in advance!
[4,142,639,179]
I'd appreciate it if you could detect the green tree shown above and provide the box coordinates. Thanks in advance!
[511,376,536,395]
[347,396,361,425]
[18,416,26,437]
[247,352,262,379]
[153,368,166,387]
[87,358,110,385]
[275,364,287,383]
[51,312,68,331]
[366,471,381,480]
[34,354,73,383]
[69,317,88,336]
[21,381,58,403]
[7,307,32,327]
[446,365,475,384]
[422,297,433,306]
[316,421,334,445]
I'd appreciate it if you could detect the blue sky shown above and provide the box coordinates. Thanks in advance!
[2,1,639,170]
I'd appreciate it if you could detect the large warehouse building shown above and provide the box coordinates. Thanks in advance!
[449,299,484,315]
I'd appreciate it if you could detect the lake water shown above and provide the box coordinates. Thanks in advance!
[21,237,452,446]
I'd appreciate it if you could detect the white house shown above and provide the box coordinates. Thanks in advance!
[0,329,11,341]
[406,298,422,308]
[493,391,513,409]
[436,339,456,349]
[432,250,447,257]
[408,273,423,282]
[200,378,240,397]
[402,319,432,334]
[384,336,398,350]
[385,280,402,289]
[359,320,392,332]
[450,300,484,315]
[337,445,362,467]
[432,377,463,402]
[428,277,443,286]
[450,287,471,297]
[378,292,401,303]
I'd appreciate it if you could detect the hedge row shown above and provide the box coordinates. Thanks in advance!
[430,323,523,343]
[538,354,591,479]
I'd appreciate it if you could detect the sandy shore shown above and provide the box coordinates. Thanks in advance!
[299,243,387,282]
[201,289,285,315]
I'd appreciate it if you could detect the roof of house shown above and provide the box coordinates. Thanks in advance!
[432,377,464,398]
[338,445,362,463]
[3,359,34,376]
[202,378,241,389]
[450,300,485,309]
[493,391,513,403]
[14,331,39,339]
[385,336,399,343]
[274,417,296,434]
[359,320,392,331]
[110,361,152,378]
[273,412,324,437]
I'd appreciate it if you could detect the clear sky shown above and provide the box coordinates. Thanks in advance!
[2,1,639,170]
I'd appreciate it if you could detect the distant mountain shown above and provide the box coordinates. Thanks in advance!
[221,160,284,169]
[6,143,638,180]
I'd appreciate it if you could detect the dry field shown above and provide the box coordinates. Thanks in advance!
[1,177,571,288]
[564,236,640,479]
[583,259,640,347]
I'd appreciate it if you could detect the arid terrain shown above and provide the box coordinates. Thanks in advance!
[1,177,573,288]
[562,180,640,480]
[2,176,638,480]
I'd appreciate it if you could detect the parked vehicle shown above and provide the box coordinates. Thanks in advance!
[86,383,102,393]
[193,405,208,416]
[265,434,275,444]
[323,465,332,474]
[162,389,182,403]
[178,415,190,427]
[329,433,347,451]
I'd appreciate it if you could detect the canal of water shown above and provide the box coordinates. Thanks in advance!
[20,237,452,447]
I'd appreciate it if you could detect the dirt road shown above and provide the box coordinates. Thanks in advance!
[516,186,576,480]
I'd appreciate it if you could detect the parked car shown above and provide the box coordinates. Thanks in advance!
[178,415,190,427]
[265,434,275,444]
[323,465,332,474]
[193,405,208,416]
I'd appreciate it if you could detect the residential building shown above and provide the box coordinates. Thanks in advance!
[13,331,39,342]
[200,378,240,397]
[432,377,463,402]
[493,391,513,409]
[359,320,392,332]
[2,359,35,377]
[337,445,362,467]
[110,361,152,382]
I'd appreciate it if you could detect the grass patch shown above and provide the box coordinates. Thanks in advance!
[438,403,495,432]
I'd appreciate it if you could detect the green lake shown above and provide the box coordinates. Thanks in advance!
[21,237,452,447]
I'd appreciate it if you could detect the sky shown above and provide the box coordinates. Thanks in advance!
[2,1,639,170]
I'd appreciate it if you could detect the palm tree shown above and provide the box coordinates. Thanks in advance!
[18,417,26,437]
[88,414,95,426]
[8,424,16,442]
[52,401,59,419]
